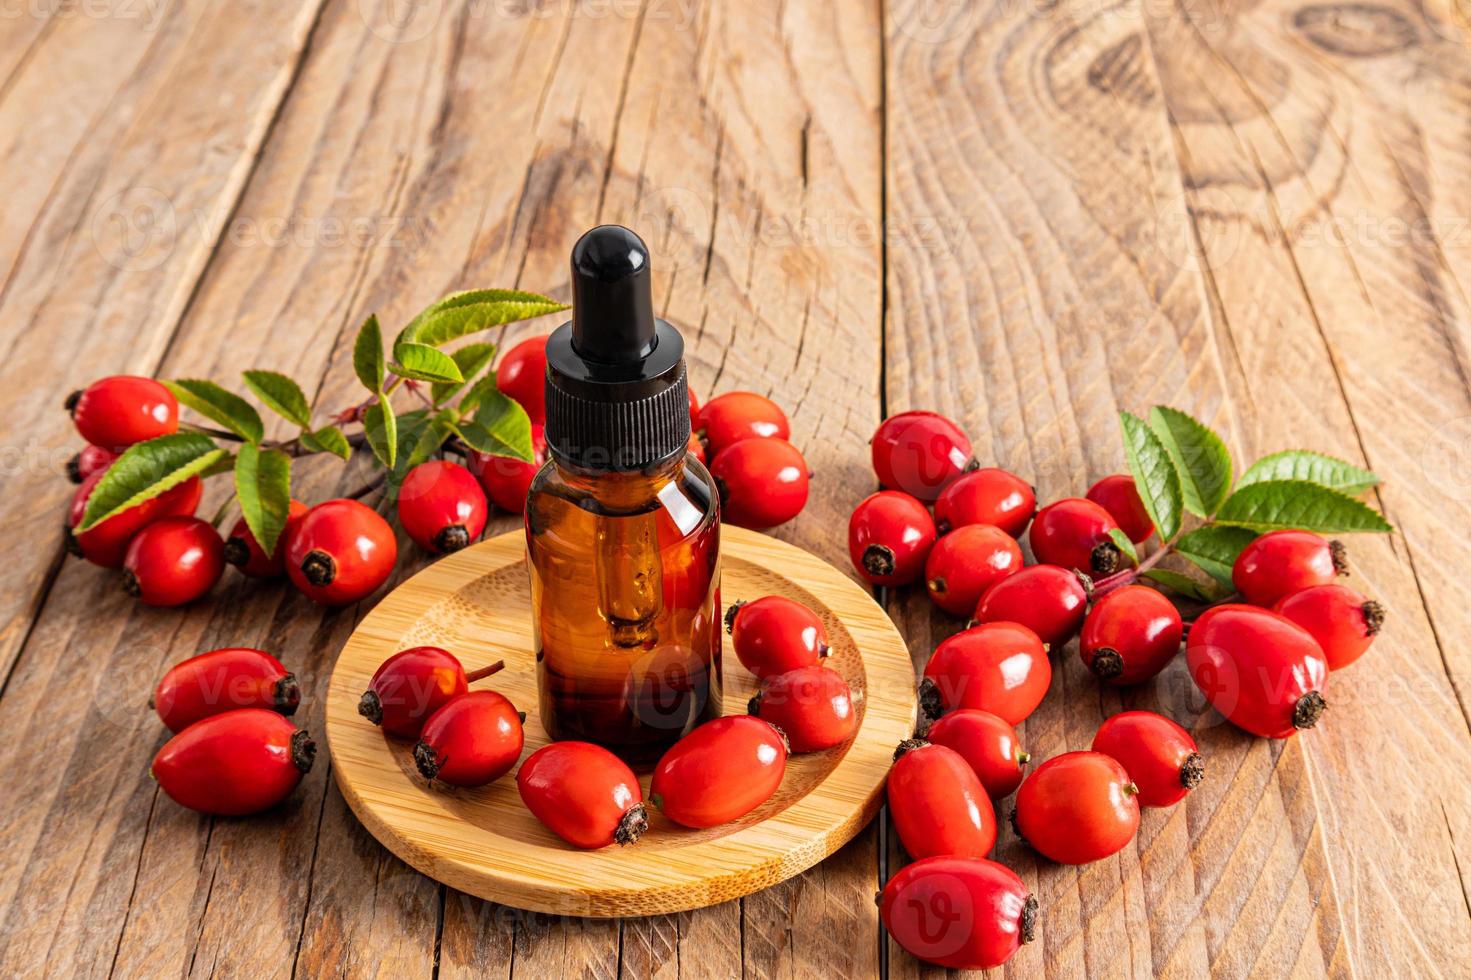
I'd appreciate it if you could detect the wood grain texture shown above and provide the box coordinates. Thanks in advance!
[326,527,914,916]
[2,0,1469,975]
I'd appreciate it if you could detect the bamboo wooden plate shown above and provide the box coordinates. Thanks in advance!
[325,525,917,917]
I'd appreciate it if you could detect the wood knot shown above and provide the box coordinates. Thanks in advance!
[1292,4,1417,57]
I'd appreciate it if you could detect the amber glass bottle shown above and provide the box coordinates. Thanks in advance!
[526,226,721,764]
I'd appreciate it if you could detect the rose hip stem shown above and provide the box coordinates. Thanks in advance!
[465,660,506,683]
[1086,533,1180,599]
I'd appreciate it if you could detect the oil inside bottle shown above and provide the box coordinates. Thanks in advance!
[527,451,721,763]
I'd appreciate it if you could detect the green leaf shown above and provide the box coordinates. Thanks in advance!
[1148,406,1233,517]
[300,425,352,461]
[1119,411,1184,541]
[363,396,397,469]
[1176,524,1259,588]
[1215,480,1393,534]
[394,409,455,476]
[78,434,226,531]
[234,443,293,556]
[398,295,568,350]
[400,289,567,345]
[456,374,500,416]
[1142,568,1229,602]
[431,342,497,405]
[458,389,533,462]
[242,370,312,428]
[163,379,264,443]
[1237,450,1380,497]
[1107,528,1138,565]
[354,314,385,393]
[390,341,465,384]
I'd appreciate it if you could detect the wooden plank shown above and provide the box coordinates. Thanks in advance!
[0,1,884,978]
[1140,0,1471,971]
[0,2,331,976]
[0,0,328,684]
[882,0,1376,975]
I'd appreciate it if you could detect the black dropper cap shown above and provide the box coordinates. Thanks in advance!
[544,225,690,471]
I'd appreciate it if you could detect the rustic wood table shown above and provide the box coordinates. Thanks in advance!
[3,0,1470,976]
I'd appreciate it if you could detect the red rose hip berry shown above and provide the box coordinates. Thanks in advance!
[921,622,1051,724]
[359,647,506,739]
[1232,529,1346,606]
[413,690,525,787]
[1092,711,1203,807]
[1013,751,1140,864]
[1187,604,1329,738]
[1272,584,1385,670]
[726,596,830,678]
[925,524,1023,616]
[495,334,549,424]
[971,564,1088,648]
[286,499,398,606]
[151,709,315,815]
[870,410,975,501]
[848,490,936,586]
[710,437,810,530]
[1086,474,1154,543]
[66,470,202,568]
[397,460,488,553]
[934,467,1036,537]
[650,716,788,828]
[747,665,856,752]
[889,740,997,859]
[223,499,308,577]
[1079,584,1184,685]
[1029,497,1128,575]
[879,856,1036,971]
[153,647,300,733]
[468,423,547,516]
[518,741,649,849]
[65,444,117,484]
[67,375,178,451]
[922,709,1029,799]
[122,516,225,606]
[697,391,790,456]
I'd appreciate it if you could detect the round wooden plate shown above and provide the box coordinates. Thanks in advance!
[325,525,917,917]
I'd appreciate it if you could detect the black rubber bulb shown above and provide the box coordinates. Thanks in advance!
[570,225,657,364]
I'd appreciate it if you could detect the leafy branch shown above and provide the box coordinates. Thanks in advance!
[1090,407,1390,603]
[76,289,568,557]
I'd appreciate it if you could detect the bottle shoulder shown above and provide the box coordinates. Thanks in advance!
[527,455,719,527]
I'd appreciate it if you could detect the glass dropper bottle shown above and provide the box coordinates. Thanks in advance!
[525,225,722,764]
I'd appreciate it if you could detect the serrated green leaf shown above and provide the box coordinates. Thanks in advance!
[1120,411,1184,541]
[1215,480,1393,534]
[1107,527,1139,565]
[1148,406,1233,516]
[363,396,397,469]
[234,443,292,556]
[1176,524,1259,588]
[163,379,264,443]
[242,370,312,428]
[457,373,500,416]
[354,314,385,393]
[1142,568,1229,602]
[398,296,568,349]
[400,289,567,344]
[300,425,352,461]
[78,434,225,531]
[458,389,533,462]
[394,410,455,476]
[1237,450,1380,497]
[390,342,464,384]
[431,342,497,405]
